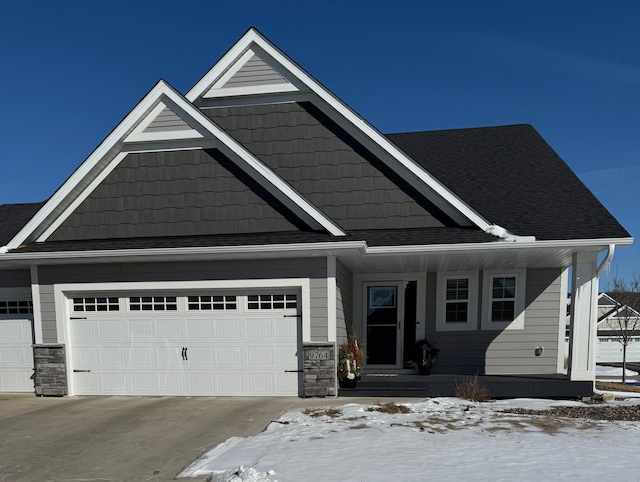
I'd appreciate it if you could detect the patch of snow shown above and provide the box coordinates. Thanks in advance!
[0,246,9,254]
[178,398,640,481]
[596,365,638,377]
[485,224,517,242]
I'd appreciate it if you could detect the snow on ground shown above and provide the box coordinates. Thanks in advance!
[179,397,640,482]
[596,365,638,377]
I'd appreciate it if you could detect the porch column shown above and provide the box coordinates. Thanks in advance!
[567,252,598,381]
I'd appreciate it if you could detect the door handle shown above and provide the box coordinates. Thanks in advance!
[185,347,188,361]
[181,347,186,361]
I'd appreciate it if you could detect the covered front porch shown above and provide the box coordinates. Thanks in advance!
[332,241,610,398]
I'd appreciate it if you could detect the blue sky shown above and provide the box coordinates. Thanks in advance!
[1,1,638,285]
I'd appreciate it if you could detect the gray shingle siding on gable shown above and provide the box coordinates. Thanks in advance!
[143,107,192,133]
[203,102,449,231]
[223,54,288,87]
[48,149,302,241]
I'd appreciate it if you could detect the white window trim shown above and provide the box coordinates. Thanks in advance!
[481,269,526,330]
[436,271,478,332]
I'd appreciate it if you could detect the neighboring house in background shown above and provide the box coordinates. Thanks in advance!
[0,28,632,398]
[595,292,640,363]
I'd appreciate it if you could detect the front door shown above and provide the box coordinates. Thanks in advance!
[363,282,403,368]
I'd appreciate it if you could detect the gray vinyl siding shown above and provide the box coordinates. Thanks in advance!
[48,149,299,241]
[222,54,288,88]
[143,107,192,132]
[38,257,327,344]
[425,268,562,375]
[203,103,447,230]
[335,260,353,344]
[0,270,31,289]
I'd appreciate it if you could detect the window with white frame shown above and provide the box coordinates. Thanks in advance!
[0,299,33,314]
[187,295,237,311]
[129,296,177,311]
[482,270,526,330]
[247,294,297,310]
[436,271,478,331]
[73,297,119,312]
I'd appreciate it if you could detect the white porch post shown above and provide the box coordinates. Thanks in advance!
[567,252,599,381]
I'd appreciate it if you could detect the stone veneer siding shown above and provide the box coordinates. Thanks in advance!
[302,343,336,397]
[33,344,68,396]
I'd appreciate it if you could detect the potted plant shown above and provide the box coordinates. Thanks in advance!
[413,339,439,375]
[337,333,364,388]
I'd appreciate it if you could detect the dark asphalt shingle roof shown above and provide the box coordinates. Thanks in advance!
[0,202,45,245]
[386,124,630,241]
[14,227,495,253]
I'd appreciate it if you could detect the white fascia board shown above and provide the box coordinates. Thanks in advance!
[0,241,367,265]
[186,28,491,230]
[364,237,634,255]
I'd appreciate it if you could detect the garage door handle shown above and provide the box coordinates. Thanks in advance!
[284,370,303,373]
[74,369,91,373]
[181,347,188,361]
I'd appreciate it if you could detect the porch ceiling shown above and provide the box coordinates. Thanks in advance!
[338,244,597,274]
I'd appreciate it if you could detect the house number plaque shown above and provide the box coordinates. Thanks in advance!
[306,350,330,360]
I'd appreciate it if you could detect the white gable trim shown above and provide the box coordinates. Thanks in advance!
[7,81,346,248]
[187,28,492,230]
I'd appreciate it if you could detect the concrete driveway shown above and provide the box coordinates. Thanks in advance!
[0,394,407,481]
[0,394,341,481]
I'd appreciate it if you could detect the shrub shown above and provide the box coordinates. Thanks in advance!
[454,375,492,402]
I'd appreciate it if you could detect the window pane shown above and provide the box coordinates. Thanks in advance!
[445,302,468,323]
[492,301,515,322]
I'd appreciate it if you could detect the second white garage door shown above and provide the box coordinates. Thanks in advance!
[69,291,301,396]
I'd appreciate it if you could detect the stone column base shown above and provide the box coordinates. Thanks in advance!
[302,343,336,397]
[33,344,68,396]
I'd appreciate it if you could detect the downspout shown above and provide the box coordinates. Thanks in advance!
[596,244,615,277]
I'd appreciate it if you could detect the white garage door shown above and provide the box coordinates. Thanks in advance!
[69,291,301,396]
[0,299,34,392]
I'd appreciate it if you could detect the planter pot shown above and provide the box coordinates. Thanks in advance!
[339,378,357,389]
[417,364,431,376]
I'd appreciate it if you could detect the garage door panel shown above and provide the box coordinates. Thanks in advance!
[131,373,158,393]
[186,319,213,338]
[246,319,273,338]
[247,373,274,393]
[218,373,243,393]
[99,320,125,339]
[156,346,183,366]
[216,346,242,366]
[247,346,273,366]
[72,320,98,339]
[156,319,182,339]
[130,346,156,366]
[102,373,128,393]
[129,320,154,339]
[214,319,241,338]
[275,346,298,366]
[189,373,215,392]
[158,373,184,392]
[187,346,215,365]
[275,318,297,338]
[2,371,32,390]
[276,373,298,394]
[74,347,100,367]
[100,347,127,366]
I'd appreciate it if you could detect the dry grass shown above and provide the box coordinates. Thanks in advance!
[454,375,492,402]
[366,402,412,414]
[596,381,640,393]
[303,407,342,418]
